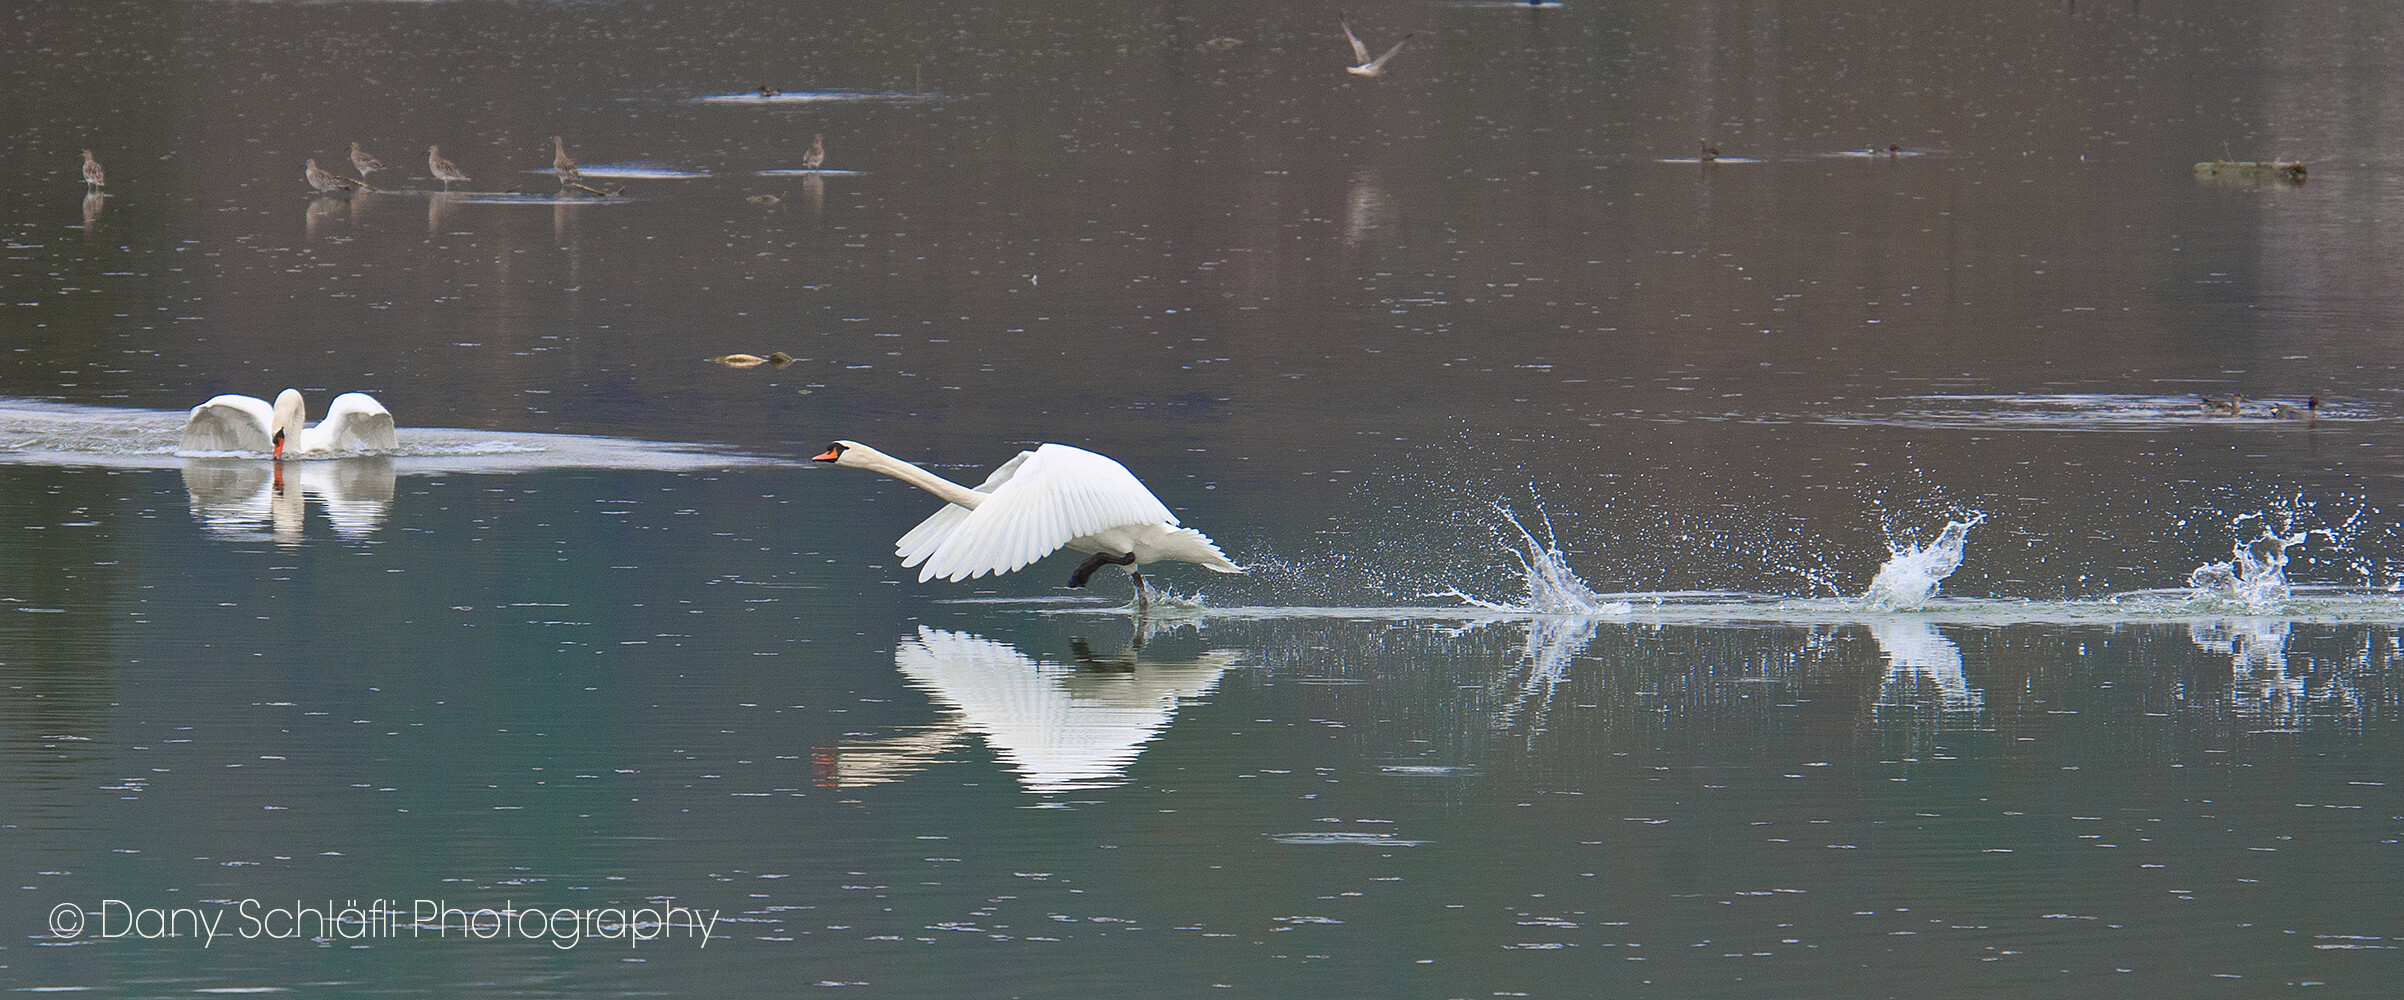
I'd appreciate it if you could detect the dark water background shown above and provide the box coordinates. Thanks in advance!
[4,1,2403,995]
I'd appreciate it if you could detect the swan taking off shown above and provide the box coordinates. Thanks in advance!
[813,440,1244,608]
[180,388,397,459]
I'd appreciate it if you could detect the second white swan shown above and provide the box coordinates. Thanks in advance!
[180,388,398,459]
[813,440,1244,608]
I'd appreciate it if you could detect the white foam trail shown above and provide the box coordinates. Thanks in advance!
[1861,513,1985,609]
[2186,528,2309,610]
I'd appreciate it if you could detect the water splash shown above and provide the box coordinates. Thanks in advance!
[1445,506,1632,615]
[1861,513,1985,609]
[2185,528,2310,610]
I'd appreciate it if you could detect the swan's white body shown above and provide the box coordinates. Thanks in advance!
[180,388,397,458]
[814,440,1243,600]
[1343,21,1411,77]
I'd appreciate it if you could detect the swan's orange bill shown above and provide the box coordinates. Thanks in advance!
[811,446,841,462]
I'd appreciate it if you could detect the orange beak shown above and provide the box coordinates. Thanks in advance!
[272,431,286,462]
[811,446,841,462]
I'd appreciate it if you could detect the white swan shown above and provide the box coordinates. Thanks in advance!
[180,388,397,459]
[812,440,1244,607]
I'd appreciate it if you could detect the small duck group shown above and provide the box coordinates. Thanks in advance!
[2199,393,2318,420]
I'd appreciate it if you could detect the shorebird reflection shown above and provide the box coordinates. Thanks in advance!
[181,457,396,546]
[815,626,1237,793]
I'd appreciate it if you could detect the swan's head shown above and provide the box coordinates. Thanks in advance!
[270,388,308,460]
[812,440,874,467]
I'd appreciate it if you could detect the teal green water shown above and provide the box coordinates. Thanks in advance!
[9,0,2404,994]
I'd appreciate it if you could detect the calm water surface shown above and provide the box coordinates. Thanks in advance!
[6,1,2404,995]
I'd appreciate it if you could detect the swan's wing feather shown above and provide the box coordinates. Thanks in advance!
[919,444,1176,582]
[311,392,397,451]
[895,450,1037,568]
[179,395,273,453]
[1343,20,1371,64]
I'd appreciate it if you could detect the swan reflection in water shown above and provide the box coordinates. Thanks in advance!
[816,626,1238,794]
[181,457,396,546]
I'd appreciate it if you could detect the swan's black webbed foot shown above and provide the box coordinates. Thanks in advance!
[1068,551,1135,587]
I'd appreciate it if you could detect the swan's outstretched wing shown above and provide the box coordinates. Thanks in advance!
[895,449,1034,565]
[179,395,274,453]
[308,392,398,452]
[911,444,1177,582]
[1342,20,1371,65]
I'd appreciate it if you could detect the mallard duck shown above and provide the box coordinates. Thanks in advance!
[2199,393,2246,416]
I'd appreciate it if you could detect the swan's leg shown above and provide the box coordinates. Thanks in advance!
[1068,551,1135,588]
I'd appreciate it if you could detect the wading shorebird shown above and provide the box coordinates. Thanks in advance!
[812,440,1244,611]
[1342,19,1412,77]
[551,135,580,185]
[427,145,470,189]
[350,141,384,181]
[304,158,352,193]
[81,149,105,189]
[801,133,825,171]
[1698,139,1721,162]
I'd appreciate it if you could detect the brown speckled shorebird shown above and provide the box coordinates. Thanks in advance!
[551,135,580,184]
[81,149,105,189]
[801,133,825,171]
[350,142,384,181]
[427,145,470,189]
[304,158,352,193]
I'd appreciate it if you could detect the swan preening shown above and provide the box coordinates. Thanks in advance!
[180,388,397,459]
[813,440,1244,608]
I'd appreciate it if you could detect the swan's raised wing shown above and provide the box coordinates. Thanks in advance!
[307,392,398,452]
[1342,20,1371,65]
[895,449,1034,567]
[912,444,1177,582]
[179,394,274,453]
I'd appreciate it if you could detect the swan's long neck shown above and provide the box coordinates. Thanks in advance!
[857,449,985,509]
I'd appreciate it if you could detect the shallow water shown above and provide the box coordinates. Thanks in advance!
[8,0,2404,995]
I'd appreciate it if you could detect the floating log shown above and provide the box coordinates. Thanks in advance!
[2193,159,2306,183]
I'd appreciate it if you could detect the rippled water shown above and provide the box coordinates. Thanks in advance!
[8,0,2404,995]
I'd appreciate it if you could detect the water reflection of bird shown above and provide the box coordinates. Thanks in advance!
[1342,19,1411,77]
[183,457,397,546]
[551,135,580,184]
[350,141,384,181]
[81,149,105,189]
[2199,393,2246,416]
[801,133,825,171]
[81,191,105,227]
[815,627,1237,793]
[2268,395,2319,420]
[305,158,352,193]
[812,440,1244,610]
[181,389,398,460]
[1698,139,1720,162]
[427,145,470,189]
